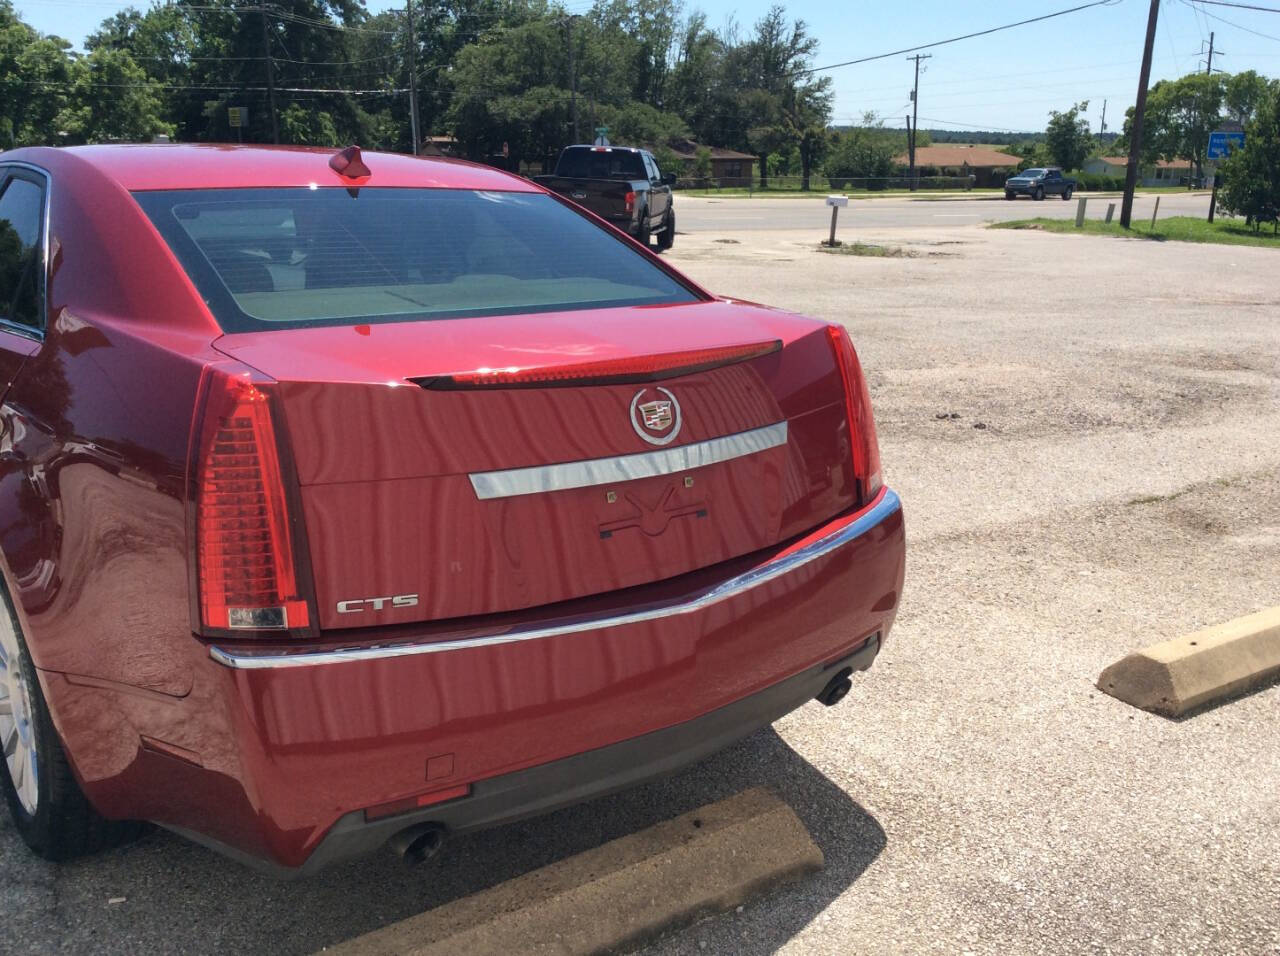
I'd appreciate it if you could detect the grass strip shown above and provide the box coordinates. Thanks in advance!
[990,215,1280,249]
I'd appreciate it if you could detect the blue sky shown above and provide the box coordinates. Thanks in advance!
[14,0,1280,132]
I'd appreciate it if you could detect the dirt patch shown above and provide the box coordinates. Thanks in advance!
[817,242,916,258]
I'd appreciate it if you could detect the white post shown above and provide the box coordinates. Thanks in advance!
[1150,195,1161,230]
[825,195,849,246]
[1105,203,1116,224]
[1075,196,1088,227]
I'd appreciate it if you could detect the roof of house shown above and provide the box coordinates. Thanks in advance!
[1095,156,1192,169]
[667,140,758,161]
[892,145,1019,168]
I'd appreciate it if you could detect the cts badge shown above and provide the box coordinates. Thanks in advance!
[336,593,419,614]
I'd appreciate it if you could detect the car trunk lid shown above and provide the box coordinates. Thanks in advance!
[213,300,859,631]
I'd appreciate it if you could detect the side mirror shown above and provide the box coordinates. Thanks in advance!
[661,172,677,186]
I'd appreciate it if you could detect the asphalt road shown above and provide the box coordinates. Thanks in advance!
[3,222,1278,955]
[677,190,1213,232]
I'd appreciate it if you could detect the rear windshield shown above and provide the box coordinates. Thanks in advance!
[554,148,647,180]
[133,187,698,332]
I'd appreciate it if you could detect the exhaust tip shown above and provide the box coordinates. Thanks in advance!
[388,823,447,865]
[816,668,854,707]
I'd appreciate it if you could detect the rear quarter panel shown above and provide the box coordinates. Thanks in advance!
[0,150,221,697]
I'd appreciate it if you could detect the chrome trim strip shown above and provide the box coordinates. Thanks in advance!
[208,488,901,670]
[469,421,788,501]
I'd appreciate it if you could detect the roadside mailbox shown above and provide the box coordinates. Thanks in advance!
[825,194,849,246]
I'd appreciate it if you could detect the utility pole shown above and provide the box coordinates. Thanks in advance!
[1205,32,1219,221]
[405,0,420,154]
[566,16,580,143]
[906,54,930,191]
[1120,0,1159,229]
[260,7,279,144]
[1099,98,1107,137]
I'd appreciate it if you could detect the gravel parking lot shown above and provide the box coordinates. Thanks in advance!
[3,224,1278,955]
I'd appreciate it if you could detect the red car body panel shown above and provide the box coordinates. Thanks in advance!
[0,144,905,873]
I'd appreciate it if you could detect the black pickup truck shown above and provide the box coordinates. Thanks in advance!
[1004,166,1076,201]
[535,145,677,250]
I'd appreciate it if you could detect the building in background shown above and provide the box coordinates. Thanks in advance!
[891,144,1019,187]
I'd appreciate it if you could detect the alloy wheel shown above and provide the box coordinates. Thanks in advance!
[0,608,38,815]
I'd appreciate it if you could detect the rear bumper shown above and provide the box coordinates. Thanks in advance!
[48,488,904,873]
[172,635,879,878]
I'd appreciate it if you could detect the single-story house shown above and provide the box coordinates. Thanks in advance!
[664,140,758,184]
[892,144,1019,187]
[420,135,460,157]
[1082,156,1197,186]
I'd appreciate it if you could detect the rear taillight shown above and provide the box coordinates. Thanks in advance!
[415,340,781,389]
[190,365,312,635]
[624,190,636,213]
[826,325,883,506]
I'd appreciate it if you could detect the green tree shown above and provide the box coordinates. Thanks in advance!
[725,8,830,188]
[651,143,680,177]
[1216,81,1280,233]
[1120,72,1223,182]
[824,118,898,188]
[597,100,688,145]
[1223,70,1271,126]
[0,2,77,147]
[693,145,711,178]
[1045,100,1091,170]
[66,46,173,143]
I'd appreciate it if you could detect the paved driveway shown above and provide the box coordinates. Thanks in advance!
[677,191,1211,232]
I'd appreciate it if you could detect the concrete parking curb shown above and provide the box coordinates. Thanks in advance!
[1098,607,1280,717]
[322,787,823,956]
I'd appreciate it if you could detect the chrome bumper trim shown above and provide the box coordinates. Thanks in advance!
[209,488,901,671]
[468,422,788,500]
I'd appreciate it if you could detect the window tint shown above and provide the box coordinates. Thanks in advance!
[555,148,647,180]
[134,187,700,333]
[0,176,46,330]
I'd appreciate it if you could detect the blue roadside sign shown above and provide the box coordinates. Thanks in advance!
[1207,130,1245,159]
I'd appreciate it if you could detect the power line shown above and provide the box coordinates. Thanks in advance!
[1183,0,1280,39]
[1188,0,1280,11]
[16,78,407,94]
[916,116,1029,132]
[799,0,1122,75]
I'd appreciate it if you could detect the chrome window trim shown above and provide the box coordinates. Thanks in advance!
[208,487,901,670]
[469,421,788,500]
[0,161,51,341]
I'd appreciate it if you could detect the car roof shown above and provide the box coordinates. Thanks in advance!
[5,144,541,193]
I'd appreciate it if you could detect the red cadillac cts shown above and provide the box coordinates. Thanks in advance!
[0,144,904,875]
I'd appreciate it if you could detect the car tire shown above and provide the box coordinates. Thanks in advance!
[635,218,651,247]
[1005,191,1015,200]
[1063,186,1073,201]
[657,210,675,251]
[0,586,144,861]
[1033,187,1045,201]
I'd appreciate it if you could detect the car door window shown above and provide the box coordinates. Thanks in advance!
[643,155,660,183]
[0,174,46,332]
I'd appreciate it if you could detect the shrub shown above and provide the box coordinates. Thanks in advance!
[1072,172,1124,191]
